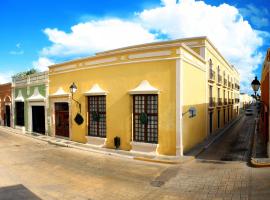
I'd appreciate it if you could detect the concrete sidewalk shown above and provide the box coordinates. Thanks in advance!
[0,126,193,165]
[251,117,270,167]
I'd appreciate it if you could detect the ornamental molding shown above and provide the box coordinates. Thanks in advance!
[84,84,108,96]
[27,87,45,102]
[129,80,159,95]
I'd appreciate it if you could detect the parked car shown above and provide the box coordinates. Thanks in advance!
[245,109,253,116]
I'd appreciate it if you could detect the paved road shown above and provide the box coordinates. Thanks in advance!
[0,108,269,200]
[198,109,254,161]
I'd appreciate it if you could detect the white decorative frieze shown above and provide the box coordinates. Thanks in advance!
[128,50,171,59]
[84,57,117,66]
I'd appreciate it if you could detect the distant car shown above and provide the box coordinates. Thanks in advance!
[245,109,253,116]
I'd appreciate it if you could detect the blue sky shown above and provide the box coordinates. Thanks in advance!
[0,0,269,93]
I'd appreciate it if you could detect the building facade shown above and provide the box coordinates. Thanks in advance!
[260,48,270,157]
[0,83,12,127]
[240,93,253,111]
[48,37,240,156]
[12,72,49,135]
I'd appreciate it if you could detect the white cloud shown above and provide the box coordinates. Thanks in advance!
[9,50,24,55]
[0,72,12,84]
[41,19,156,57]
[9,42,24,55]
[139,0,266,93]
[32,57,55,71]
[39,0,267,93]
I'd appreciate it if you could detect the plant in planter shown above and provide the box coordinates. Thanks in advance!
[139,112,148,124]
[92,111,100,122]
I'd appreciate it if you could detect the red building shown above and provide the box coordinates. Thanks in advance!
[260,48,270,157]
[0,83,12,127]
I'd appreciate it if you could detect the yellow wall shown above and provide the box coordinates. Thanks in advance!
[182,60,207,152]
[49,57,177,155]
[48,37,240,156]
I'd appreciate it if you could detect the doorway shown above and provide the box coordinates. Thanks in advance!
[217,110,220,128]
[32,106,45,134]
[209,112,213,134]
[5,105,11,127]
[15,102,24,126]
[55,102,69,138]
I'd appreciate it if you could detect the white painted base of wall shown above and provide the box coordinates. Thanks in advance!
[15,126,25,133]
[130,141,157,154]
[86,136,106,147]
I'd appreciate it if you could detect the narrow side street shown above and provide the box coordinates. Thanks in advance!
[0,106,269,200]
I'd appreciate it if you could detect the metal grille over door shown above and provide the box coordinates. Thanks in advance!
[88,96,106,137]
[133,94,158,143]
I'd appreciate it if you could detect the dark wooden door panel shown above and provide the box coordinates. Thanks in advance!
[55,103,69,138]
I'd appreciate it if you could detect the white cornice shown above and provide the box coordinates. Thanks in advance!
[84,84,108,96]
[129,80,159,95]
[15,90,24,102]
[27,87,45,102]
[49,87,69,97]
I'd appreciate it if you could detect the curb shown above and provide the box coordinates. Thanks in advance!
[134,155,195,164]
[250,117,270,168]
[251,158,270,167]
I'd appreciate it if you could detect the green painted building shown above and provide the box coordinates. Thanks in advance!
[12,72,49,135]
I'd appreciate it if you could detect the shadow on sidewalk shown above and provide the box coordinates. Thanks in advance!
[0,184,41,200]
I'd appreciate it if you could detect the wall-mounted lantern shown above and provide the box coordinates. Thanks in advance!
[69,82,81,113]
[251,76,260,101]
[182,107,197,118]
[69,82,84,125]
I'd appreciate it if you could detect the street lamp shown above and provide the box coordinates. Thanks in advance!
[251,76,260,100]
[69,82,81,113]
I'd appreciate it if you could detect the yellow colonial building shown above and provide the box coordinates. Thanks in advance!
[48,36,240,156]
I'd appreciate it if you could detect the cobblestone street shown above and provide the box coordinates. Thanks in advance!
[0,107,269,200]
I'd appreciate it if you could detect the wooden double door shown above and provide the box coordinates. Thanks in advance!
[55,103,69,138]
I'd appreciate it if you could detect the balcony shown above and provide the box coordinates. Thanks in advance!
[235,98,240,103]
[228,81,231,88]
[235,83,240,90]
[224,98,228,105]
[223,79,227,87]
[217,74,222,86]
[217,98,223,107]
[209,69,215,83]
[209,97,215,108]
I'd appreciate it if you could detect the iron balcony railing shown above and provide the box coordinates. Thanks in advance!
[209,69,215,82]
[217,98,223,106]
[235,84,240,90]
[235,98,240,103]
[224,98,227,105]
[224,78,227,87]
[218,74,222,84]
[209,97,215,107]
